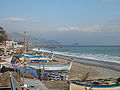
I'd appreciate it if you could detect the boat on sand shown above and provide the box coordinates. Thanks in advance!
[27,62,72,72]
[70,78,120,90]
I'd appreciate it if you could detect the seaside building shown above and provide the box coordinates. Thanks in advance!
[5,40,18,48]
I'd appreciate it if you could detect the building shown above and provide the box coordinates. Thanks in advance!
[5,40,18,48]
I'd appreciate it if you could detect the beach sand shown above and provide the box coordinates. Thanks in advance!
[43,56,120,90]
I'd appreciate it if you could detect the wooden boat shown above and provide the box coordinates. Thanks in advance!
[0,60,13,69]
[2,56,13,63]
[70,78,120,90]
[19,53,54,62]
[0,60,8,68]
[0,56,13,68]
[27,62,72,72]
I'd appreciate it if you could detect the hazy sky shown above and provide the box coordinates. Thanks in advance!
[0,0,120,45]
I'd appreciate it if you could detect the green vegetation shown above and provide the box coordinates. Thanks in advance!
[0,36,4,43]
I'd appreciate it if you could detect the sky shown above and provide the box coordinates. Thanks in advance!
[0,0,120,45]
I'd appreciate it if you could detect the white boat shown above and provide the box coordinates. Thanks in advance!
[28,62,72,72]
[0,60,13,69]
[0,61,8,68]
[23,53,54,62]
[2,56,13,63]
[70,79,120,90]
[0,55,12,68]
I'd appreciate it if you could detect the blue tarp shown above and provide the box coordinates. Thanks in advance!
[13,65,39,77]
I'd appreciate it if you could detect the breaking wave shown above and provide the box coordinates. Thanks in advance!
[32,48,120,64]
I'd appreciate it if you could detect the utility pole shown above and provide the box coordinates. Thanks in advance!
[24,32,26,51]
[26,32,29,51]
[24,31,28,52]
[4,34,7,54]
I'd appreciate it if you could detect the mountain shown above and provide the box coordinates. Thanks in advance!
[7,32,61,45]
[72,42,79,46]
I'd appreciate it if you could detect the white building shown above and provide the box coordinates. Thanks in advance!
[5,40,18,48]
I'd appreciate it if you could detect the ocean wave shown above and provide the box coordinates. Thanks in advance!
[32,48,120,64]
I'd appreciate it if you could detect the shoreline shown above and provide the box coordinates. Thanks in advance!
[53,55,120,79]
[43,55,120,90]
[54,54,120,72]
[32,48,120,71]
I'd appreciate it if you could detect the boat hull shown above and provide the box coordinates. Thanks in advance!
[19,55,52,62]
[70,82,120,90]
[28,63,72,72]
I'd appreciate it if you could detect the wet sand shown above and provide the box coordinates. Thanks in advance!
[43,56,120,90]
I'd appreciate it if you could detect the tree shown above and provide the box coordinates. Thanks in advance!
[0,36,4,43]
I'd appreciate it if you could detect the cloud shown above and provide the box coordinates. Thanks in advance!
[0,17,47,23]
[0,17,48,33]
[2,17,27,22]
[57,26,80,31]
[81,25,101,32]
[57,25,101,32]
[102,0,120,2]
[57,15,120,33]
[1,16,120,34]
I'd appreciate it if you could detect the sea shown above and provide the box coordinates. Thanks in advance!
[32,45,120,64]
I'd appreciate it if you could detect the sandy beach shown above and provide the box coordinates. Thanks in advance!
[43,56,120,90]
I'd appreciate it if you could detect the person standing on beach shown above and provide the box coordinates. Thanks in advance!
[38,48,40,51]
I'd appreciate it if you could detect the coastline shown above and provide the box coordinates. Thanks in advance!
[53,56,120,79]
[54,54,120,72]
[32,47,120,72]
[43,55,120,90]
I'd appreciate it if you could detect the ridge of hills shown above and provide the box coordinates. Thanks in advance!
[7,32,61,45]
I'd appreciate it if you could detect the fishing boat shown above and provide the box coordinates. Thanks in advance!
[70,78,120,90]
[18,53,54,62]
[0,55,12,71]
[27,62,72,72]
[0,60,8,68]
[2,56,13,63]
[0,60,13,69]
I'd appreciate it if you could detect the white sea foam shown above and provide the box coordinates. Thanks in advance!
[32,48,120,64]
